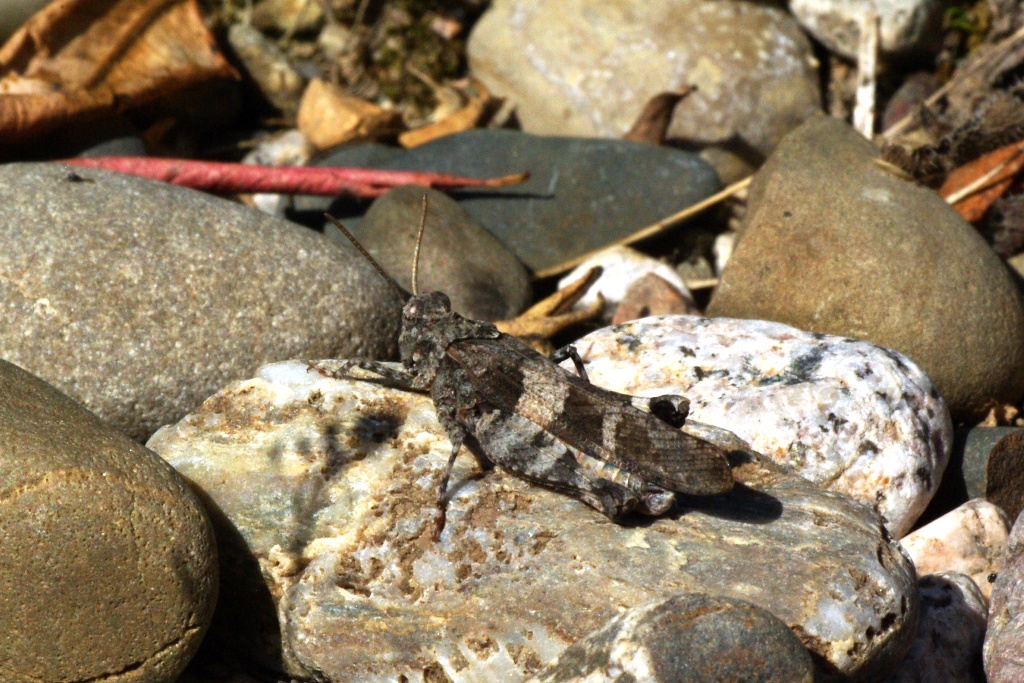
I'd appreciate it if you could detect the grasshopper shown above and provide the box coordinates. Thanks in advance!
[320,198,733,532]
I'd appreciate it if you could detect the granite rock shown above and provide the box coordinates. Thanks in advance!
[707,115,1024,417]
[303,130,721,273]
[884,573,987,683]
[984,509,1024,681]
[901,499,1009,601]
[467,0,821,182]
[0,162,401,441]
[790,0,944,61]
[564,315,951,538]
[334,185,531,321]
[0,359,218,682]
[150,359,919,682]
[526,593,813,683]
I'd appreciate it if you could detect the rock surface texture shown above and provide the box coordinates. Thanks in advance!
[313,130,722,273]
[150,360,919,682]
[0,162,402,440]
[558,246,695,324]
[343,185,531,321]
[567,315,952,538]
[467,0,821,181]
[901,499,1009,600]
[884,572,987,683]
[985,510,1024,682]
[707,115,1024,417]
[526,593,814,683]
[790,0,944,60]
[0,360,218,683]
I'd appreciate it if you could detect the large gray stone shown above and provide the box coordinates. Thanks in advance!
[884,573,987,683]
[0,162,402,440]
[0,359,218,682]
[467,0,821,182]
[311,130,721,273]
[150,359,919,682]
[707,115,1024,417]
[339,185,531,321]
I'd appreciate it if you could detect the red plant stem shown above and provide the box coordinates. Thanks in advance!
[63,157,528,198]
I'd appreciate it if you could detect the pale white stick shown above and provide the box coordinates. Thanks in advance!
[853,11,879,139]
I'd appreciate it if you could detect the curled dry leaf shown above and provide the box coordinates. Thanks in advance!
[496,266,605,355]
[939,140,1024,222]
[297,78,404,151]
[622,87,695,146]
[0,0,236,144]
[398,80,500,149]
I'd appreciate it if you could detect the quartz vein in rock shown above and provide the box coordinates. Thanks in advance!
[150,360,919,682]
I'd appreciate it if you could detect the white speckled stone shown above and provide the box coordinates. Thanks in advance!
[564,315,953,537]
[790,0,944,60]
[902,500,1010,601]
[242,129,312,216]
[883,572,987,683]
[558,246,694,323]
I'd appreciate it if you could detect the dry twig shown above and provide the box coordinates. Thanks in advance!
[535,175,753,279]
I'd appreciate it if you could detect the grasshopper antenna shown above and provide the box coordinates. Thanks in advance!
[410,194,428,296]
[325,213,409,302]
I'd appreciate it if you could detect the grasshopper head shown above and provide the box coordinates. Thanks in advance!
[399,291,453,378]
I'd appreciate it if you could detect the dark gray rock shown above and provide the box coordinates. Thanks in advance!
[707,114,1024,417]
[150,360,919,682]
[884,573,987,683]
[329,185,531,321]
[925,428,1024,525]
[0,162,402,440]
[527,593,813,683]
[0,359,218,683]
[306,129,721,273]
[985,510,1024,682]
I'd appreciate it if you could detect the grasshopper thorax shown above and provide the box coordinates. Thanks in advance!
[399,291,454,384]
[399,291,501,385]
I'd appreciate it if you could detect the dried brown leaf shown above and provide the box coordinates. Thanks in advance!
[495,267,604,354]
[939,140,1024,221]
[0,0,237,144]
[297,78,404,150]
[622,87,695,146]
[398,81,499,149]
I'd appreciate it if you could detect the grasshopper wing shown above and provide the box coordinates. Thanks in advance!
[466,404,672,517]
[448,338,734,496]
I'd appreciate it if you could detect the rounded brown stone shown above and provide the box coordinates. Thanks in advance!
[0,359,218,682]
[708,115,1024,416]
